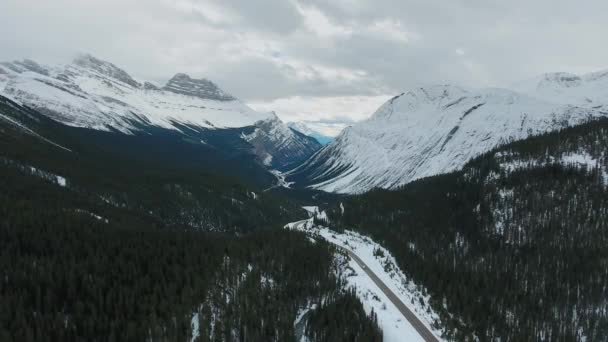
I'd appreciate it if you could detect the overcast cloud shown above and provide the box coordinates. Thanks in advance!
[1,0,607,134]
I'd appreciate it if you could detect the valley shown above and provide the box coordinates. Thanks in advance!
[1,53,607,341]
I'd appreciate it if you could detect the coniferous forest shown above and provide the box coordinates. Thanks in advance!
[326,119,608,341]
[0,97,381,341]
[3,90,608,341]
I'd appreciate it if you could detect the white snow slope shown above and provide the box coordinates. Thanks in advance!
[286,207,445,342]
[288,81,608,194]
[0,56,271,133]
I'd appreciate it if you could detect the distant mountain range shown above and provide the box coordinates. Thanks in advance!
[3,55,608,196]
[287,71,608,193]
[0,55,320,172]
[287,121,335,145]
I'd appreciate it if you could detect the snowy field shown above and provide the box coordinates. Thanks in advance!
[286,207,445,342]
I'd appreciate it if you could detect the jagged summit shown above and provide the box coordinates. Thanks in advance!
[367,85,469,123]
[72,54,141,88]
[163,73,235,101]
[243,111,321,170]
[0,55,271,131]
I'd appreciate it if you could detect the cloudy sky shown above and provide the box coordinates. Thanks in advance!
[1,0,607,135]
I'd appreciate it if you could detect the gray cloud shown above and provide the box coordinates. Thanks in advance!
[1,0,607,123]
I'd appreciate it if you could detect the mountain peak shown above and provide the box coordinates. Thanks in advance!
[369,84,469,123]
[72,54,141,88]
[163,73,235,101]
[411,84,468,101]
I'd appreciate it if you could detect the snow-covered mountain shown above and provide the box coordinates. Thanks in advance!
[287,84,607,193]
[0,55,270,131]
[287,122,334,145]
[0,55,320,170]
[243,113,321,170]
[512,70,608,111]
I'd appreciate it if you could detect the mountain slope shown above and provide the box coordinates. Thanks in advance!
[324,118,608,340]
[0,55,320,171]
[287,84,607,193]
[244,113,322,170]
[0,94,300,231]
[0,93,381,342]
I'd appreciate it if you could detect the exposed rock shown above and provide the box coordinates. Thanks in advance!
[163,73,235,101]
[244,113,321,170]
[143,81,160,91]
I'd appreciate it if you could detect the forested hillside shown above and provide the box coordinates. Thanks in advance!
[0,96,381,341]
[0,95,297,232]
[0,176,381,341]
[326,118,608,341]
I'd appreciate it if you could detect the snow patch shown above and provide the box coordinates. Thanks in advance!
[56,175,66,187]
[26,165,68,188]
[190,312,199,342]
[73,209,109,224]
[264,170,294,191]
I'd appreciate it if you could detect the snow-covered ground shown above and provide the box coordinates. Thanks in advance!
[294,304,317,342]
[264,170,294,191]
[286,207,445,342]
[190,312,200,342]
[496,150,608,186]
[73,209,109,224]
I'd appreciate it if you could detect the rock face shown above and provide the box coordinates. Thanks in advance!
[287,84,608,194]
[163,73,235,101]
[143,81,160,91]
[243,113,321,170]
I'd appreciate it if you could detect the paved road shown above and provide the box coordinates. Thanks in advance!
[290,219,439,341]
[341,248,440,342]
